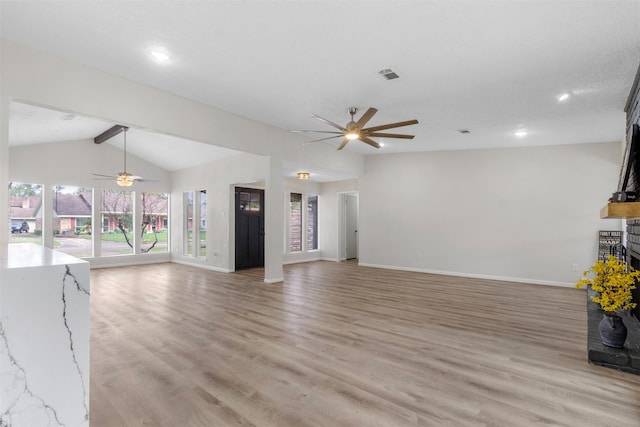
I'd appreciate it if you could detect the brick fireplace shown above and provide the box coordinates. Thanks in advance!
[587,62,640,374]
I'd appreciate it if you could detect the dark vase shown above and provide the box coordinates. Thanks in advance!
[599,314,628,348]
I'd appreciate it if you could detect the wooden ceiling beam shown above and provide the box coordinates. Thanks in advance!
[94,125,129,144]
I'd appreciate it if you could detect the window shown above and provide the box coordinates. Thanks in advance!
[184,191,194,256]
[239,190,260,211]
[307,195,318,250]
[101,190,133,256]
[53,186,92,258]
[8,182,42,246]
[289,193,302,252]
[199,190,207,257]
[141,192,169,254]
[75,217,91,234]
[183,190,206,257]
[9,182,171,259]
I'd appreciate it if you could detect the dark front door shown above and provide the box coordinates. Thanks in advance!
[235,187,265,270]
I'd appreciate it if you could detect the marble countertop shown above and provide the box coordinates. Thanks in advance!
[2,243,88,269]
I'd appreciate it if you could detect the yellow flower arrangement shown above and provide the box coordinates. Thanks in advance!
[576,255,640,314]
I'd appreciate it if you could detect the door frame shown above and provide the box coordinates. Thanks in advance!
[337,191,359,262]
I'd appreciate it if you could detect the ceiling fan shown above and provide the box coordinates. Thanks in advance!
[92,125,157,187]
[292,107,418,150]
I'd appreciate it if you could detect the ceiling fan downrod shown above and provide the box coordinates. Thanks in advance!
[123,128,128,174]
[346,107,359,136]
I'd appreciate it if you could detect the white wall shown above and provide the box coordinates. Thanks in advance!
[9,140,171,192]
[172,167,326,269]
[170,152,269,272]
[359,142,622,286]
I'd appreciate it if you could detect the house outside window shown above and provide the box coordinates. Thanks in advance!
[9,182,42,246]
[52,186,92,258]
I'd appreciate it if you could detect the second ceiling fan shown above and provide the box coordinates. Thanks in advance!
[92,125,158,187]
[292,107,419,150]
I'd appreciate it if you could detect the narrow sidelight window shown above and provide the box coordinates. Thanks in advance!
[289,193,302,252]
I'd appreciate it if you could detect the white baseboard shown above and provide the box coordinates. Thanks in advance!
[89,253,171,269]
[172,259,231,273]
[357,262,575,288]
[283,256,322,265]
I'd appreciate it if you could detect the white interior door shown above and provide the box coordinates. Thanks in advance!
[345,194,358,260]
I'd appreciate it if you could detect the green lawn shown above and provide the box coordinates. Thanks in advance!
[9,235,43,245]
[11,230,169,249]
[101,230,168,243]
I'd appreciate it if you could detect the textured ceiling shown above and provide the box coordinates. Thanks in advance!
[2,1,639,178]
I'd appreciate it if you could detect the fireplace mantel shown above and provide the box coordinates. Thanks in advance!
[600,202,640,219]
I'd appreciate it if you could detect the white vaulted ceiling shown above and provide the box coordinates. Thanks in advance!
[1,1,639,176]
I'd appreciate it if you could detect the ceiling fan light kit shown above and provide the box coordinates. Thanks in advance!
[293,107,418,151]
[116,173,135,187]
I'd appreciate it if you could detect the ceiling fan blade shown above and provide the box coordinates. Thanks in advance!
[337,137,350,150]
[359,136,381,149]
[366,132,415,139]
[310,114,347,131]
[302,134,344,144]
[355,107,378,129]
[290,130,343,134]
[363,119,419,133]
[92,173,117,178]
[135,178,160,183]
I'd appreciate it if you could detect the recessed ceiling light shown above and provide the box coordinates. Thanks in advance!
[379,142,385,147]
[557,92,571,102]
[149,50,171,63]
[514,130,528,138]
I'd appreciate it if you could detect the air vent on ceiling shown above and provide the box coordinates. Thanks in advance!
[458,129,471,134]
[378,69,399,80]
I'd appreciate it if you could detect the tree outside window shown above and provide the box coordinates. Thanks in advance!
[141,192,169,254]
[101,190,134,256]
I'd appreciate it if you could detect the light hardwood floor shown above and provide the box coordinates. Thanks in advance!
[89,261,640,426]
